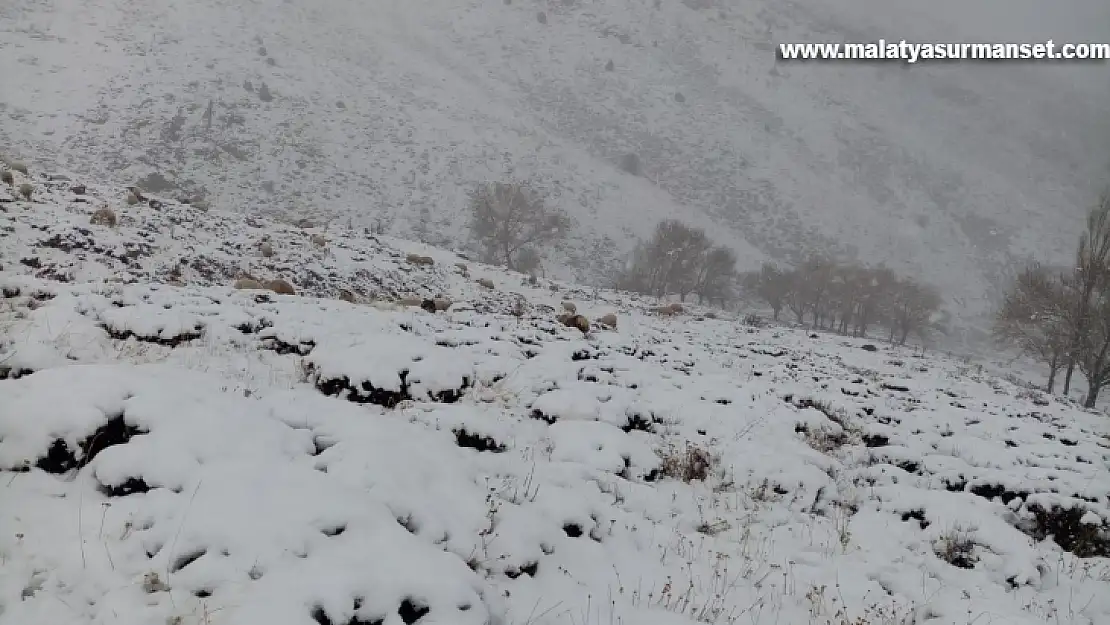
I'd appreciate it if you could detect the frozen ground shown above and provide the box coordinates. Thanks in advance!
[1,171,1110,625]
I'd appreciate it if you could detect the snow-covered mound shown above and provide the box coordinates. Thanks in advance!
[3,170,1110,625]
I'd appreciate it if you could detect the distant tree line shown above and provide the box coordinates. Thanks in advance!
[739,258,942,345]
[994,192,1110,407]
[465,178,943,345]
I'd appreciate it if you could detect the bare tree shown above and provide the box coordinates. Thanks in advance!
[741,263,791,320]
[993,263,1071,392]
[1075,280,1110,407]
[693,246,738,305]
[617,220,715,299]
[467,180,571,271]
[889,279,942,345]
[1061,192,1110,395]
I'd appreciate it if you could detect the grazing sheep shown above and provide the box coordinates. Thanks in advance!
[398,296,424,307]
[260,242,274,257]
[266,279,296,295]
[18,183,33,201]
[9,161,28,175]
[477,278,495,289]
[90,207,118,227]
[561,301,577,314]
[599,312,618,329]
[1,171,12,186]
[234,278,265,290]
[311,234,328,247]
[558,313,590,334]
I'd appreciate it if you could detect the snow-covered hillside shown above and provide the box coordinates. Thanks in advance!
[2,170,1110,625]
[3,0,1109,336]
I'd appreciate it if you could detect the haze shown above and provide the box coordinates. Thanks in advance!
[2,0,1109,347]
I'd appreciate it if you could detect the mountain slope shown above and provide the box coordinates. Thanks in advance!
[2,168,1110,625]
[2,0,1109,339]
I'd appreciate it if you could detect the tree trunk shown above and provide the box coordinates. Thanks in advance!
[1064,359,1076,394]
[1084,383,1100,408]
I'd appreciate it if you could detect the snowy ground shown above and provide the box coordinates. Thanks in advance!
[2,172,1110,625]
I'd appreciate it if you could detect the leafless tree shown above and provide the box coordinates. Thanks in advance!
[693,246,738,305]
[617,220,719,300]
[994,263,1071,392]
[1060,192,1110,395]
[741,263,791,320]
[888,279,942,345]
[467,180,571,272]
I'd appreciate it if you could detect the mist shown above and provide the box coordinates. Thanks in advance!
[2,0,1109,348]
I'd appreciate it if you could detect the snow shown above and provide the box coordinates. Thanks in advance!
[2,181,1110,625]
[3,0,1109,338]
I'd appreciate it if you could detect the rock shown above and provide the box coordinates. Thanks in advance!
[537,11,547,24]
[260,242,274,257]
[406,253,434,266]
[90,207,118,227]
[477,278,495,289]
[455,262,468,272]
[862,344,879,352]
[148,199,164,210]
[234,278,265,290]
[125,192,139,205]
[605,59,615,71]
[18,183,33,201]
[599,313,618,329]
[192,199,210,211]
[433,297,453,312]
[294,218,315,229]
[561,301,577,314]
[421,299,437,313]
[266,279,297,295]
[338,289,357,303]
[311,234,328,247]
[398,296,424,307]
[71,184,86,195]
[9,161,28,175]
[126,187,146,202]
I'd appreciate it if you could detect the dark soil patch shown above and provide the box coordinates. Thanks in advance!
[398,598,430,625]
[900,509,930,530]
[311,368,470,408]
[862,434,889,448]
[454,428,506,453]
[98,476,152,497]
[1023,502,1110,558]
[505,561,539,580]
[969,483,1028,506]
[261,337,315,355]
[33,414,147,474]
[102,324,202,347]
